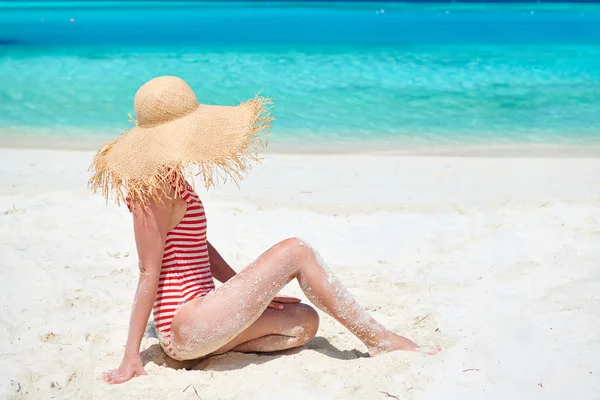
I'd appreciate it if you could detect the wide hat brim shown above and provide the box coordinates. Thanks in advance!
[88,96,272,208]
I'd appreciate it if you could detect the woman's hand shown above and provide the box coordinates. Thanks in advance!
[103,191,170,385]
[268,294,302,310]
[102,355,147,384]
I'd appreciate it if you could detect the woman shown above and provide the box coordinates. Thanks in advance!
[90,76,434,385]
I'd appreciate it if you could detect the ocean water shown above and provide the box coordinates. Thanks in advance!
[1,1,600,148]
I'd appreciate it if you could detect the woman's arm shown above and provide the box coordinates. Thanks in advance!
[208,241,237,283]
[103,192,173,384]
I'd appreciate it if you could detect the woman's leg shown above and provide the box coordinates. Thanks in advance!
[209,302,319,355]
[170,238,418,360]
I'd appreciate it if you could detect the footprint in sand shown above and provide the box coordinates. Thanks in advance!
[40,331,70,345]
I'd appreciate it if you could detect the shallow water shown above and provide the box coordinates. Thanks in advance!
[1,2,599,147]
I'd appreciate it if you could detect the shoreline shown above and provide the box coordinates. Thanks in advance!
[1,134,600,158]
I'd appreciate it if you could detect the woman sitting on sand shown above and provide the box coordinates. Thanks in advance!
[91,76,433,384]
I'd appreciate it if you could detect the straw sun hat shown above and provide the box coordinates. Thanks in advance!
[88,76,273,208]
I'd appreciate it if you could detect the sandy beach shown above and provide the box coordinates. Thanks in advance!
[1,147,599,400]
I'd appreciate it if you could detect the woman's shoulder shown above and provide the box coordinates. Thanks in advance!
[125,172,201,213]
[172,175,202,205]
[126,177,180,213]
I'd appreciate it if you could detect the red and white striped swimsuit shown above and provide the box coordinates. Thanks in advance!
[127,179,215,358]
[153,181,215,334]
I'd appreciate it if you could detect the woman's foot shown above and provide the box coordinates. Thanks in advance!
[367,332,418,356]
[416,345,442,355]
[367,332,441,357]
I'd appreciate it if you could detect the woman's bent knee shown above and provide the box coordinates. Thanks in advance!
[278,237,305,250]
[277,237,314,261]
[296,303,320,344]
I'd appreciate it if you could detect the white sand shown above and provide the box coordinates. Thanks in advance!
[1,148,599,400]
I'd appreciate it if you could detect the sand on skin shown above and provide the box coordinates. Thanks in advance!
[0,148,599,399]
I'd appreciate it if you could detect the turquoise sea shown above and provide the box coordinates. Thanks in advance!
[1,1,600,148]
